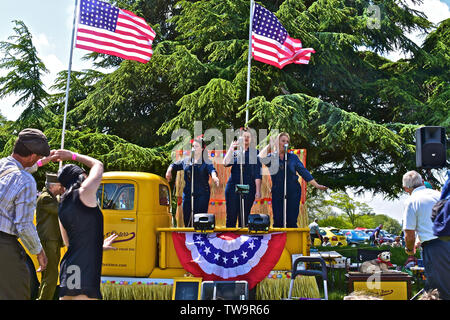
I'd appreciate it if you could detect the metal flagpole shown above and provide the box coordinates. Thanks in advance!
[60,0,79,167]
[245,0,254,125]
[283,144,288,228]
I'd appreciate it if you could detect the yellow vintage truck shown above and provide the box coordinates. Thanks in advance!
[26,171,314,299]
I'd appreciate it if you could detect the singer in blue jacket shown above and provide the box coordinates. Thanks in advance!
[223,130,262,227]
[166,138,219,227]
[259,132,328,228]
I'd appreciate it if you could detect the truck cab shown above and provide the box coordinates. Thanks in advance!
[98,171,172,277]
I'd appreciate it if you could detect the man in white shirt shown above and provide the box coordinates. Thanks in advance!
[308,218,321,245]
[402,170,450,300]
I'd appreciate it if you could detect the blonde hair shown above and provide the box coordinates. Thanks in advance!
[272,132,290,153]
[278,132,290,141]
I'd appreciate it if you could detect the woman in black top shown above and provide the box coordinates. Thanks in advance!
[54,150,104,300]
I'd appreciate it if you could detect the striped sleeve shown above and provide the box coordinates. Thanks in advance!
[14,180,42,255]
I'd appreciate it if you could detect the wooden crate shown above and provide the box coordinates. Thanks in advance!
[346,272,413,300]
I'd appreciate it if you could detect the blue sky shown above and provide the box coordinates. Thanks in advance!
[0,0,101,119]
[0,0,449,223]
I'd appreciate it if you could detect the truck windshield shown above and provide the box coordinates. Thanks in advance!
[98,183,135,210]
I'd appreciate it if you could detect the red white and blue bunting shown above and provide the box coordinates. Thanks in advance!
[172,232,286,289]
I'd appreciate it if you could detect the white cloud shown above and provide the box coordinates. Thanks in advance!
[41,53,66,92]
[350,190,408,224]
[33,33,50,48]
[411,0,450,24]
[384,0,450,61]
[0,95,26,121]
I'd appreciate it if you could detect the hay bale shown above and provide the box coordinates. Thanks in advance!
[255,276,320,300]
[101,283,173,300]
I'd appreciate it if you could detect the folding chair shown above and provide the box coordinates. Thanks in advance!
[287,256,328,300]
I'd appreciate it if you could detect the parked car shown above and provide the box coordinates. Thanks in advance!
[313,227,348,246]
[342,229,370,245]
[364,229,395,244]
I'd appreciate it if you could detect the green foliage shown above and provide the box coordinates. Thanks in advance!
[0,20,49,129]
[0,128,171,189]
[322,190,375,227]
[319,216,353,229]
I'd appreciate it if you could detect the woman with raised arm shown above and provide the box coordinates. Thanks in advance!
[259,132,328,228]
[165,138,219,227]
[223,129,262,227]
[54,149,104,300]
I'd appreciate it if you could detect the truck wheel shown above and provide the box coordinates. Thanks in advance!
[24,254,40,300]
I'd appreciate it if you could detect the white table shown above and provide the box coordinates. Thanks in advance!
[310,251,346,289]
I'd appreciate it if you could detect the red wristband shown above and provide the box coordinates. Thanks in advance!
[72,153,77,161]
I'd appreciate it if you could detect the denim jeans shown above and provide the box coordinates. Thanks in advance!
[422,238,450,300]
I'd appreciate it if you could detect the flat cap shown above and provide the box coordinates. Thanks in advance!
[18,128,50,156]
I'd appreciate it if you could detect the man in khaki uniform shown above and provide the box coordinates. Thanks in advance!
[36,173,65,300]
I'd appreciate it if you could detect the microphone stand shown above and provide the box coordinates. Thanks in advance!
[190,147,195,228]
[283,144,288,228]
[239,138,246,228]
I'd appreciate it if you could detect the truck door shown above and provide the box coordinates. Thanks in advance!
[98,181,137,276]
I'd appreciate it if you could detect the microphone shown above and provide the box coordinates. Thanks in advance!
[284,143,288,150]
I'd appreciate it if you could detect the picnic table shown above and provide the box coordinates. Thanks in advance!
[310,251,347,289]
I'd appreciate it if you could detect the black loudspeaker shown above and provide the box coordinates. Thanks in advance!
[415,126,447,168]
[193,214,215,232]
[248,214,270,232]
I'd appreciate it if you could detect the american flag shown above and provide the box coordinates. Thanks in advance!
[76,0,155,63]
[251,4,315,69]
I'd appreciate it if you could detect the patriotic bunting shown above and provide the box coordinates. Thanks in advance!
[172,232,287,289]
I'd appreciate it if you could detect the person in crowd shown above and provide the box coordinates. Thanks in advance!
[322,236,332,247]
[402,170,450,300]
[0,128,54,300]
[223,129,262,227]
[432,170,449,241]
[36,173,65,300]
[308,218,321,246]
[371,224,383,246]
[259,132,328,228]
[424,181,433,189]
[165,137,220,227]
[55,149,104,300]
[391,236,402,248]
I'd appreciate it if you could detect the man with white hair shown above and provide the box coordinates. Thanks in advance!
[402,170,450,300]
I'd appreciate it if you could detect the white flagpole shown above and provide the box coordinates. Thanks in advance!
[245,0,254,126]
[60,0,79,166]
